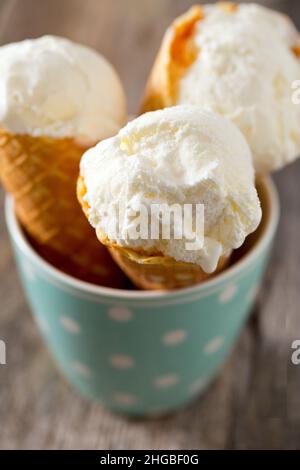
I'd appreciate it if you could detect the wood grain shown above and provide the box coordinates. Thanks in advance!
[0,0,300,449]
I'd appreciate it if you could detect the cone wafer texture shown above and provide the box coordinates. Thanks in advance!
[0,130,127,287]
[108,245,230,291]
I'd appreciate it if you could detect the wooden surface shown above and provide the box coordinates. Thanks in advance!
[0,0,300,450]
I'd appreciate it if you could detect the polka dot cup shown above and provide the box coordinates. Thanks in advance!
[5,177,279,416]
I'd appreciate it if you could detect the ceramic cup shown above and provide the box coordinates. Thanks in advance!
[5,177,279,416]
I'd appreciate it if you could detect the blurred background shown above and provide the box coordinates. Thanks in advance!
[0,0,299,449]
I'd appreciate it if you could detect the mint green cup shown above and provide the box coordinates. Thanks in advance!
[5,177,279,416]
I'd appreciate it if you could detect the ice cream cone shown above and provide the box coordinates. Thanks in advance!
[141,3,300,173]
[0,129,127,287]
[77,106,261,292]
[77,175,230,290]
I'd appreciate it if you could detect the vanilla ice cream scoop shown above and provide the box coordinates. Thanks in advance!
[0,35,126,143]
[80,105,262,273]
[142,3,300,173]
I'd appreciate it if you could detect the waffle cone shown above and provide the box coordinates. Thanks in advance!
[107,245,230,291]
[141,5,204,113]
[0,129,127,288]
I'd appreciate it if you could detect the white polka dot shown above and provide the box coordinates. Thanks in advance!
[35,315,50,333]
[154,374,179,389]
[60,316,81,334]
[189,378,208,395]
[71,361,91,378]
[149,275,165,284]
[163,329,187,346]
[204,336,224,355]
[108,307,133,322]
[247,284,260,303]
[219,283,238,303]
[113,392,138,406]
[22,261,36,281]
[109,354,134,369]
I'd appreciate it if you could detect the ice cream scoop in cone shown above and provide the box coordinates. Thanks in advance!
[77,105,262,292]
[0,36,128,287]
[141,3,300,173]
